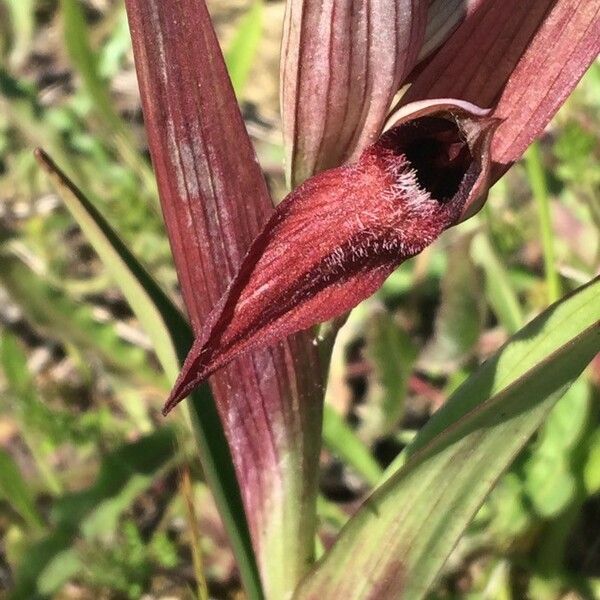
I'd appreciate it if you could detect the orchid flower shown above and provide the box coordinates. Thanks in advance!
[164,0,600,413]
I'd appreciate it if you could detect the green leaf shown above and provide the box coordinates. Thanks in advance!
[224,0,263,97]
[34,150,261,600]
[471,231,524,334]
[420,237,486,374]
[359,307,416,442]
[323,404,383,488]
[0,449,44,532]
[296,276,600,600]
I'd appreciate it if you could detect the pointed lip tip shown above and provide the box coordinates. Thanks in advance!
[160,387,185,417]
[162,377,198,416]
[161,392,182,416]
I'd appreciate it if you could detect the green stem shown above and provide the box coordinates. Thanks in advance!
[525,142,561,303]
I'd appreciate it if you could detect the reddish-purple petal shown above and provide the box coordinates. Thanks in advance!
[281,0,429,187]
[400,0,600,185]
[165,101,497,412]
[401,0,557,108]
[491,0,600,170]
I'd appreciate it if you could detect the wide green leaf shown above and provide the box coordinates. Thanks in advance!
[296,276,600,600]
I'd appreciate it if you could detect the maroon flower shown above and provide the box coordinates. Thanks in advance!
[164,101,496,413]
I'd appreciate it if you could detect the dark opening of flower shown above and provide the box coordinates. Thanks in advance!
[163,101,498,414]
[398,117,473,201]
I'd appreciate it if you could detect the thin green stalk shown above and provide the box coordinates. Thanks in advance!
[525,142,561,303]
[35,149,263,600]
[180,466,209,600]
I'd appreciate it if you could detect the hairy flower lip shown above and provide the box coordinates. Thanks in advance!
[163,100,498,414]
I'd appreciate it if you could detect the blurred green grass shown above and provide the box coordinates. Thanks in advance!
[0,1,598,599]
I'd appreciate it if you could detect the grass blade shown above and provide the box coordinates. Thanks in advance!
[34,149,261,600]
[59,0,157,199]
[0,448,44,532]
[323,404,383,487]
[225,0,263,97]
[471,231,524,333]
[525,142,562,303]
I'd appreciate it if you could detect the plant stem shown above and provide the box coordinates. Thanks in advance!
[525,142,561,303]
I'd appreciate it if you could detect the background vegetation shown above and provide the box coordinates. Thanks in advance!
[0,0,598,598]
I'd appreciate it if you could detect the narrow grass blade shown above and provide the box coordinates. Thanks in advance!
[34,150,261,600]
[525,142,561,303]
[59,0,157,198]
[296,276,600,600]
[4,0,35,68]
[34,150,183,379]
[60,0,123,135]
[225,0,263,98]
[470,232,524,334]
[0,448,44,532]
[323,404,383,487]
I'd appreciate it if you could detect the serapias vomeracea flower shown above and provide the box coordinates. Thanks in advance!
[164,0,600,414]
[164,100,496,413]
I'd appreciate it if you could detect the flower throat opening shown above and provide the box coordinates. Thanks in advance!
[382,116,473,202]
